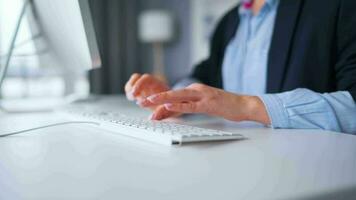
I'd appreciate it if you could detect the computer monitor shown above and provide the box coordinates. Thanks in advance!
[0,0,101,93]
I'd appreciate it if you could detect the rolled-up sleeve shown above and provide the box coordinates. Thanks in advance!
[259,89,356,134]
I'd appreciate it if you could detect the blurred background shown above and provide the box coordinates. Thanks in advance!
[0,0,239,101]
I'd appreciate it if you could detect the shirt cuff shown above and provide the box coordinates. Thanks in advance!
[258,94,290,129]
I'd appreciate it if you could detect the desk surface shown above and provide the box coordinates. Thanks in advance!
[0,96,356,200]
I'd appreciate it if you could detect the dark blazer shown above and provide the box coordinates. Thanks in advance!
[191,0,356,101]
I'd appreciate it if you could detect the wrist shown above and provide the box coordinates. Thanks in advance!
[243,96,271,125]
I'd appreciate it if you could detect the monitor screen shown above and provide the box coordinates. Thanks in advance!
[30,0,101,71]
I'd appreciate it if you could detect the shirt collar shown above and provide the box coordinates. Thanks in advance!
[239,0,278,16]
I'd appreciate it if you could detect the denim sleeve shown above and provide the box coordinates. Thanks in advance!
[259,89,356,134]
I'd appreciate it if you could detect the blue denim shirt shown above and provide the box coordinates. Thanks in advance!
[221,0,356,134]
[223,0,278,95]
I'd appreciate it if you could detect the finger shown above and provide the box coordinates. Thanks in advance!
[164,102,200,113]
[146,89,201,105]
[150,105,178,120]
[125,73,141,93]
[131,74,154,97]
[136,98,154,108]
[125,73,141,100]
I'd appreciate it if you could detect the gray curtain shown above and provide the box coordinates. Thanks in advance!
[88,0,148,94]
[88,0,192,94]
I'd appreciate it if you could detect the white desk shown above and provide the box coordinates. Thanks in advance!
[0,96,356,200]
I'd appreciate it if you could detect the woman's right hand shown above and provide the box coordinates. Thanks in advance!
[125,73,181,120]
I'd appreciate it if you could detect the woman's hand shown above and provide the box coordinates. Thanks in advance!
[125,73,181,119]
[138,83,271,124]
[125,73,169,101]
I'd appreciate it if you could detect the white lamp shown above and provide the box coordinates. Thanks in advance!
[138,10,174,81]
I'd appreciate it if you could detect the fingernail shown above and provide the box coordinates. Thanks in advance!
[164,103,173,109]
[147,94,158,102]
[148,113,155,120]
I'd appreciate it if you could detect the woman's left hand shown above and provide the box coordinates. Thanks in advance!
[137,83,271,124]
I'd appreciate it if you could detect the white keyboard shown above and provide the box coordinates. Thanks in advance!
[58,107,245,146]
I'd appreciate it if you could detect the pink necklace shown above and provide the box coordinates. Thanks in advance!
[242,0,254,9]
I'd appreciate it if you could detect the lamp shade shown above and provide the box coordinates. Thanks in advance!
[138,10,174,43]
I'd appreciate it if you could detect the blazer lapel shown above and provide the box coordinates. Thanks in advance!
[267,0,304,93]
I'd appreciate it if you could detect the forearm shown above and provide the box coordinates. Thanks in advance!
[258,89,356,134]
[141,84,356,135]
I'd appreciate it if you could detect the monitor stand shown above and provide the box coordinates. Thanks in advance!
[0,0,97,114]
[0,94,100,114]
[0,0,36,113]
[0,98,63,114]
[0,0,31,90]
[0,0,68,114]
